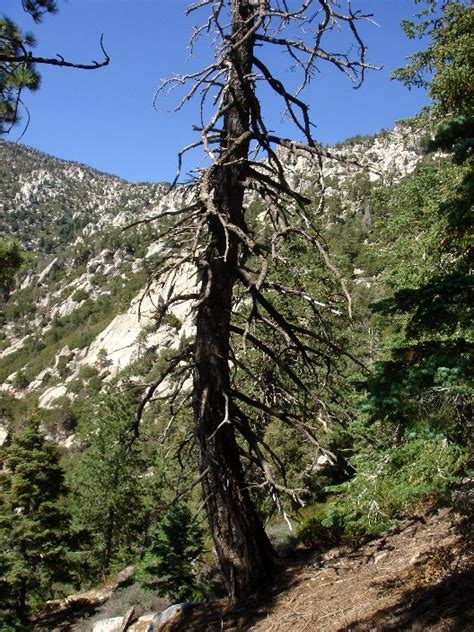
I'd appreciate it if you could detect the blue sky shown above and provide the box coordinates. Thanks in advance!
[4,1,429,183]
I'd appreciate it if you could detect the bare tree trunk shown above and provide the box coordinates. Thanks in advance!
[103,506,115,577]
[194,0,279,601]
[17,575,28,623]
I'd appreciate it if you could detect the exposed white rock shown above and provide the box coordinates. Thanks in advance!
[55,346,74,367]
[61,433,76,449]
[77,263,197,376]
[92,617,124,632]
[145,241,164,258]
[0,423,8,447]
[128,613,156,632]
[158,604,197,631]
[20,270,34,290]
[0,334,29,358]
[101,249,114,264]
[38,385,68,409]
[38,257,58,285]
[26,368,54,392]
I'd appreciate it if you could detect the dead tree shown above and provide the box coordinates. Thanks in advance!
[139,0,375,600]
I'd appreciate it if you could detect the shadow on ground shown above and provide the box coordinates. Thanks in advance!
[350,566,474,632]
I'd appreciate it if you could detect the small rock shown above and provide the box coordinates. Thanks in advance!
[374,552,388,564]
[101,249,114,264]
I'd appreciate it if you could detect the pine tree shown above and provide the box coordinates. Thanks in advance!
[0,17,40,135]
[69,390,147,578]
[138,504,205,603]
[148,0,373,599]
[368,0,473,432]
[0,418,73,623]
[0,239,27,301]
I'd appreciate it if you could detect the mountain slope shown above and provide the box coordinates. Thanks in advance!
[0,120,428,440]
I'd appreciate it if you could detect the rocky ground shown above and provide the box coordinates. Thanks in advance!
[33,502,473,632]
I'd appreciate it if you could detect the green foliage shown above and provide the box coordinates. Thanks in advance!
[0,269,146,385]
[1,3,61,134]
[296,502,343,547]
[68,389,148,578]
[362,1,473,467]
[393,1,473,117]
[296,423,466,546]
[68,365,102,398]
[41,396,80,435]
[0,18,40,134]
[71,288,89,303]
[137,504,206,602]
[321,427,466,539]
[22,1,58,23]
[0,239,28,300]
[0,418,74,623]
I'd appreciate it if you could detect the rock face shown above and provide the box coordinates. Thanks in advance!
[79,262,196,373]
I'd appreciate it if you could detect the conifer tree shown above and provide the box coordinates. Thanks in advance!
[368,0,473,430]
[69,390,147,578]
[0,418,73,623]
[138,504,205,603]
[143,0,374,599]
[0,239,27,300]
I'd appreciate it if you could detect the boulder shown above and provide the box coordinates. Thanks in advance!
[88,260,100,274]
[38,385,68,409]
[55,345,74,367]
[128,613,155,632]
[101,249,114,264]
[152,603,196,631]
[92,617,124,632]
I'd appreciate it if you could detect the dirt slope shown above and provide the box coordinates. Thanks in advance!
[169,507,473,632]
[32,505,473,632]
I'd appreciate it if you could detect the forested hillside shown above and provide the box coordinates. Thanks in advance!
[0,0,472,630]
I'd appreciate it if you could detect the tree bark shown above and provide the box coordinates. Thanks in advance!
[17,575,28,622]
[103,506,115,577]
[193,0,279,601]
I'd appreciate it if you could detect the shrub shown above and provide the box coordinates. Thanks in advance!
[297,502,343,548]
[71,288,89,303]
[322,431,467,540]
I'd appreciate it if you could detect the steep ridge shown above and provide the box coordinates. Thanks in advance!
[0,120,428,442]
